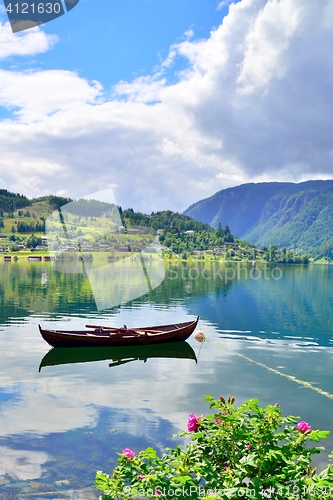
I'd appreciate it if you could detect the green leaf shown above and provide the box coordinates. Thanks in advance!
[173,475,193,484]
[194,432,204,439]
[239,453,257,467]
[142,447,158,458]
[316,430,330,439]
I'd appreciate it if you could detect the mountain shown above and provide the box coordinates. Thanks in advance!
[184,180,333,257]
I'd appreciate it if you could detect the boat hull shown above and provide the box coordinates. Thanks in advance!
[38,317,199,348]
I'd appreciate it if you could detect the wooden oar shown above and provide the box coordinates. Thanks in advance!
[85,324,126,330]
[85,324,164,334]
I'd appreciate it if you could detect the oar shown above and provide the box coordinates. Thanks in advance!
[109,358,137,367]
[85,324,164,334]
[85,324,126,330]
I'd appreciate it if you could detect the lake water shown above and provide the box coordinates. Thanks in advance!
[0,260,333,499]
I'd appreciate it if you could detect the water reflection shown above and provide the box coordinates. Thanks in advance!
[39,342,197,371]
[1,261,333,498]
[0,447,49,481]
[0,405,181,499]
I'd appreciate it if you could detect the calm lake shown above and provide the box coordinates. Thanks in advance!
[0,260,333,499]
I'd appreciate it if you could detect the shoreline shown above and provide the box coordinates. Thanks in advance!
[0,253,329,265]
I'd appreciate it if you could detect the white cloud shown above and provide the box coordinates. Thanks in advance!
[217,0,232,10]
[236,0,302,94]
[0,69,102,121]
[0,0,333,212]
[114,74,166,103]
[0,20,57,59]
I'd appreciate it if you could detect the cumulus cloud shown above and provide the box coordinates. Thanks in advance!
[0,0,333,212]
[0,69,102,121]
[236,0,302,94]
[0,19,57,59]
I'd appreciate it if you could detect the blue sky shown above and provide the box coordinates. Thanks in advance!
[0,0,332,213]
[1,0,231,93]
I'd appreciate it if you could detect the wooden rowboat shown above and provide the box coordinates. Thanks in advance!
[38,317,199,348]
[39,342,197,371]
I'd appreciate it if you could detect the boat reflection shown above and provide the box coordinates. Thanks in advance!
[39,341,197,371]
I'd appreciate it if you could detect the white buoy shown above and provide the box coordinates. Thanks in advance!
[194,330,205,342]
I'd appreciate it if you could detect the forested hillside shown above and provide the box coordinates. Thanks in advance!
[184,180,333,258]
[0,189,30,212]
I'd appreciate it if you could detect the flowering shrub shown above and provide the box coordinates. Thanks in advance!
[95,395,333,499]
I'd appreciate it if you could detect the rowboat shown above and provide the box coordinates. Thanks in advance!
[39,342,197,371]
[38,317,199,348]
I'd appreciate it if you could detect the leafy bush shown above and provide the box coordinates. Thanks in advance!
[95,395,333,500]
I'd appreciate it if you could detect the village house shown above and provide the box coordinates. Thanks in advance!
[213,248,226,254]
[82,242,93,250]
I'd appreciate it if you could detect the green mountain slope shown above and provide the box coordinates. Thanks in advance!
[184,182,293,236]
[184,180,333,257]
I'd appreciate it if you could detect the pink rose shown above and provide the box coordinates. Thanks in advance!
[246,444,251,450]
[187,413,198,432]
[138,474,145,479]
[296,421,311,434]
[122,448,135,459]
[274,403,280,407]
[224,466,230,470]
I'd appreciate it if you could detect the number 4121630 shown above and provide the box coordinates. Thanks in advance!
[5,3,62,14]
